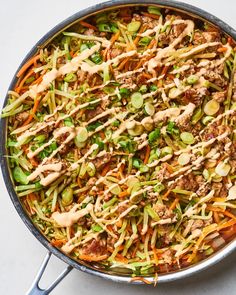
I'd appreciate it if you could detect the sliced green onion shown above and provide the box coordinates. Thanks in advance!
[13,166,29,185]
[147,6,162,15]
[91,224,103,232]
[119,88,130,97]
[35,134,46,143]
[161,146,173,156]
[133,158,141,168]
[91,52,102,64]
[148,128,160,143]
[80,43,89,52]
[202,115,214,125]
[187,75,199,85]
[64,73,77,83]
[103,64,110,83]
[139,36,151,46]
[139,164,149,173]
[131,92,143,109]
[76,127,88,143]
[86,162,96,176]
[103,197,118,209]
[149,84,157,92]
[61,186,73,206]
[139,85,148,93]
[204,99,220,116]
[215,162,231,176]
[98,23,112,32]
[153,183,165,193]
[144,102,155,116]
[178,153,191,166]
[127,21,141,33]
[180,132,195,145]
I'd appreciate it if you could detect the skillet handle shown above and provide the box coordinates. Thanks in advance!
[26,252,73,295]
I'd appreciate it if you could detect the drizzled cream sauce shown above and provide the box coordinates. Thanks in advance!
[29,43,101,98]
[52,203,93,227]
[147,20,195,73]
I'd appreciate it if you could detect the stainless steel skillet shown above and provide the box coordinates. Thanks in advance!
[1,1,236,294]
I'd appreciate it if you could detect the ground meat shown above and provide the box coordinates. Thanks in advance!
[212,91,226,103]
[184,88,207,106]
[173,23,187,37]
[203,64,227,88]
[15,111,29,124]
[86,106,104,121]
[156,163,172,181]
[77,70,87,84]
[212,182,228,198]
[110,48,122,59]
[191,220,204,232]
[92,153,111,170]
[117,204,129,214]
[132,14,159,29]
[107,236,118,249]
[201,123,231,141]
[136,73,150,86]
[82,238,107,256]
[161,249,173,265]
[193,29,221,45]
[84,28,94,36]
[54,131,73,155]
[173,173,199,192]
[153,203,174,219]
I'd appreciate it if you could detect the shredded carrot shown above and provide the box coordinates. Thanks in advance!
[115,254,128,263]
[116,219,123,228]
[101,163,110,176]
[142,73,152,80]
[117,56,131,71]
[17,54,41,78]
[22,97,40,126]
[133,24,147,45]
[131,240,140,258]
[103,30,121,61]
[28,192,37,201]
[217,219,236,231]
[147,39,157,49]
[142,12,161,20]
[213,211,220,224]
[169,198,179,211]
[99,131,105,140]
[77,176,82,188]
[31,75,43,85]
[29,157,38,167]
[217,47,227,53]
[144,144,151,164]
[152,247,159,266]
[51,239,67,247]
[79,254,108,262]
[165,163,174,174]
[15,69,34,93]
[118,191,130,199]
[207,206,236,220]
[161,65,169,76]
[79,20,97,31]
[222,210,236,220]
[130,277,152,284]
[162,189,171,200]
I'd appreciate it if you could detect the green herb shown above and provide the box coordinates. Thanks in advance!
[13,166,29,185]
[148,128,160,143]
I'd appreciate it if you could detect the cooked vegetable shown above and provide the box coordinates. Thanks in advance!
[2,5,236,278]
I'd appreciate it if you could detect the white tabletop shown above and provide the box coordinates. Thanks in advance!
[0,1,236,294]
